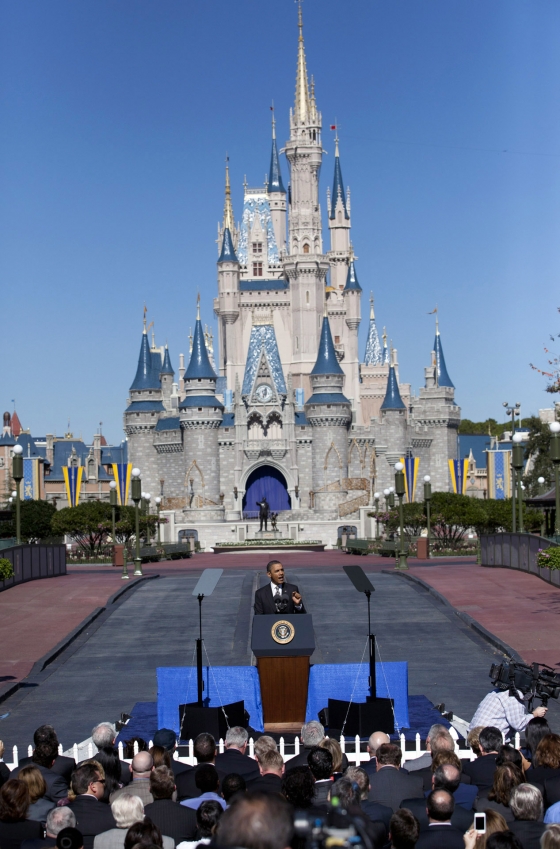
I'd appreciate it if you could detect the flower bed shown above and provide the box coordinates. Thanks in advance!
[537,547,560,570]
[214,539,321,547]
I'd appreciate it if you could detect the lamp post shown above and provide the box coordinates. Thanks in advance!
[394,462,408,570]
[145,494,151,545]
[12,445,23,545]
[549,422,560,537]
[424,475,432,558]
[512,432,525,533]
[374,492,380,540]
[109,480,117,541]
[388,487,395,509]
[504,402,521,531]
[155,496,162,546]
[537,476,546,536]
[131,468,143,576]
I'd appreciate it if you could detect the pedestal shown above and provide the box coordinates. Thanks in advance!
[254,530,283,539]
[257,655,309,725]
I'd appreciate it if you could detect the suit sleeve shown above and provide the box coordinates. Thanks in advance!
[293,585,306,614]
[254,588,264,615]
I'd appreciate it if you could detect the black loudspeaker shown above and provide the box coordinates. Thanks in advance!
[327,698,394,737]
[179,700,246,742]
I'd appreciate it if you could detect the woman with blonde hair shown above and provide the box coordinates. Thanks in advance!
[319,738,343,777]
[542,824,560,849]
[18,765,54,824]
[463,809,508,849]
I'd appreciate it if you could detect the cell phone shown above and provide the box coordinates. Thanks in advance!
[474,813,486,834]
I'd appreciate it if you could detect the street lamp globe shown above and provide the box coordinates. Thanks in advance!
[12,445,23,456]
[394,462,404,471]
[11,491,16,498]
[155,496,161,505]
[145,493,151,502]
[424,475,431,482]
[389,487,395,493]
[109,481,117,490]
[550,422,560,434]
[383,489,390,496]
[131,468,141,478]
[512,432,524,443]
[538,477,545,485]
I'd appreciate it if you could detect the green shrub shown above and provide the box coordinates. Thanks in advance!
[0,558,14,581]
[537,547,560,570]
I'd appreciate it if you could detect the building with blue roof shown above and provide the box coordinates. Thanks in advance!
[122,9,461,547]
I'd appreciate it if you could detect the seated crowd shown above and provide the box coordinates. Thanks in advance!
[2,719,560,849]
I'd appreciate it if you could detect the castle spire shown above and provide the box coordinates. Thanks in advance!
[380,362,406,410]
[267,108,286,194]
[329,134,349,220]
[344,253,361,291]
[161,343,174,376]
[130,319,161,391]
[364,294,383,365]
[185,309,217,381]
[294,2,311,124]
[382,327,390,365]
[433,318,454,388]
[223,157,235,232]
[311,315,344,376]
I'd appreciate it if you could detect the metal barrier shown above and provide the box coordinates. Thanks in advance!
[480,533,560,586]
[0,544,66,592]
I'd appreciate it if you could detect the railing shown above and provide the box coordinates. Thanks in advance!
[6,726,518,771]
[339,493,369,518]
[0,543,66,591]
[480,533,560,584]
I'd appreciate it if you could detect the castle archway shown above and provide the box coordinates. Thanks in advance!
[242,464,291,513]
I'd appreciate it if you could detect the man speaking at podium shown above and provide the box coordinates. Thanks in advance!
[254,560,306,615]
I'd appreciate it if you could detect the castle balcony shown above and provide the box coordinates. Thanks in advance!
[243,439,287,461]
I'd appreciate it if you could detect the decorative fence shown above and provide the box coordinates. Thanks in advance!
[6,725,519,771]
[480,533,560,586]
[0,544,66,592]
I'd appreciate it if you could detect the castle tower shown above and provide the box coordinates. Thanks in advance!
[377,360,408,493]
[283,6,330,398]
[304,313,351,514]
[364,295,383,366]
[160,344,175,412]
[342,254,362,407]
[267,111,287,254]
[124,315,164,497]
[217,163,241,390]
[179,301,224,515]
[410,319,460,494]
[327,134,351,291]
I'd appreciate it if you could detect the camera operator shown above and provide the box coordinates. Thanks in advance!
[469,689,547,742]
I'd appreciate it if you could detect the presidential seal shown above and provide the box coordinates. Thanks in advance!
[271,619,295,645]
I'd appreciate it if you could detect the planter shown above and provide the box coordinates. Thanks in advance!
[212,543,326,553]
[552,570,560,587]
[539,567,552,584]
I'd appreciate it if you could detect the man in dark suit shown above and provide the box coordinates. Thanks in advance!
[152,728,190,778]
[144,765,197,843]
[176,733,227,801]
[16,726,75,786]
[12,740,69,803]
[91,722,130,787]
[402,765,473,832]
[463,726,502,792]
[248,750,284,795]
[22,806,77,849]
[253,561,306,615]
[214,727,260,783]
[344,766,393,832]
[368,743,423,812]
[286,721,325,769]
[415,790,465,849]
[509,783,546,849]
[544,774,560,809]
[362,732,391,779]
[308,748,333,807]
[67,763,116,849]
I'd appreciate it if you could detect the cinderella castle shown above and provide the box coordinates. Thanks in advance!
[124,9,460,548]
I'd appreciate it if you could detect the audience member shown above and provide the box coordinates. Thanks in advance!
[328,778,386,848]
[253,737,277,760]
[468,728,485,760]
[56,827,84,849]
[363,732,391,777]
[307,747,333,806]
[527,736,560,785]
[67,764,116,849]
[389,808,420,849]
[469,687,547,743]
[214,793,293,849]
[415,789,464,849]
[92,750,123,803]
[91,726,130,788]
[177,799,223,849]
[427,754,477,808]
[122,740,148,759]
[152,731,189,779]
[496,746,524,774]
[144,766,196,843]
[463,810,509,849]
[213,728,259,783]
[408,725,453,773]
[413,729,460,790]
[123,819,168,849]
[401,764,472,832]
[474,764,524,824]
[464,728,504,792]
[180,765,225,811]
[0,779,43,849]
[286,722,325,768]
[17,727,75,786]
[19,765,55,823]
[111,754,154,806]
[0,740,11,789]
[22,806,77,849]
[523,719,551,766]
[175,734,226,802]
[484,833,524,849]
[542,824,560,849]
[344,765,392,831]
[149,749,171,771]
[248,750,284,795]
[319,738,345,778]
[508,784,545,849]
[220,775,245,805]
[368,743,423,812]
[93,794,165,849]
[12,740,69,803]
[281,767,315,810]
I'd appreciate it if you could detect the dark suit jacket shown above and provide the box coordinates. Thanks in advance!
[170,758,191,778]
[422,783,478,810]
[526,766,560,786]
[0,820,43,849]
[360,799,393,831]
[286,747,315,769]
[11,762,69,803]
[415,824,465,849]
[68,795,116,849]
[253,582,306,615]
[214,748,260,782]
[401,797,473,832]
[462,754,498,792]
[414,765,472,792]
[509,820,546,849]
[544,775,560,808]
[312,779,333,806]
[368,766,423,812]
[247,773,283,795]
[144,798,197,843]
[175,763,228,800]
[17,755,75,786]
[0,762,10,788]
[21,838,57,849]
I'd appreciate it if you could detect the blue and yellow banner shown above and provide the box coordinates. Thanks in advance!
[23,458,40,500]
[448,458,468,495]
[63,466,84,507]
[112,463,132,505]
[487,451,511,500]
[400,456,420,502]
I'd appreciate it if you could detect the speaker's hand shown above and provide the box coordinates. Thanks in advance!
[292,591,302,606]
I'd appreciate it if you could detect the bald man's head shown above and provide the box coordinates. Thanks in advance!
[433,764,461,794]
[131,751,153,776]
[368,732,390,755]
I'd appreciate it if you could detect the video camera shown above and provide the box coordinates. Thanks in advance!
[294,805,375,849]
[490,660,560,708]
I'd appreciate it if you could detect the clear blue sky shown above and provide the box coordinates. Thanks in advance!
[1,0,559,444]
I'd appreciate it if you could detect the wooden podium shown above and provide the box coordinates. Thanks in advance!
[251,615,315,730]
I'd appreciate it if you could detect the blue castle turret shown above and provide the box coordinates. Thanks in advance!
[434,320,454,388]
[380,364,406,411]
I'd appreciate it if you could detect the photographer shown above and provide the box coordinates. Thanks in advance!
[469,690,547,743]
